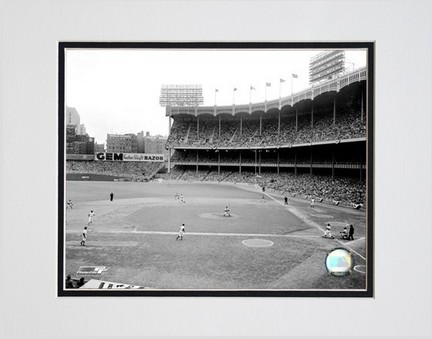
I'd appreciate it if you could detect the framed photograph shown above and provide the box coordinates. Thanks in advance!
[58,42,374,297]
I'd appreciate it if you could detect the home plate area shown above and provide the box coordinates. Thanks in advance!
[242,239,274,247]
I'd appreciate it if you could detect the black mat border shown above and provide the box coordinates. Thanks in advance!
[58,41,374,297]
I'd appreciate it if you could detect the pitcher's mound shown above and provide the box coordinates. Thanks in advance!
[199,213,239,220]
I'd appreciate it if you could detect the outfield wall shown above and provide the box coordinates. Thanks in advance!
[66,173,127,182]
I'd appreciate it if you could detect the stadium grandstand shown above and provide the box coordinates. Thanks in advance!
[64,68,367,205]
[160,67,367,207]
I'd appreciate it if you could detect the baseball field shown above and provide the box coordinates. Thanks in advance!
[64,180,367,290]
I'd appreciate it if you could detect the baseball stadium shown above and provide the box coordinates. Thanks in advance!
[61,50,372,295]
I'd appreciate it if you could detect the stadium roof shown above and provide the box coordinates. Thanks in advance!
[166,67,366,117]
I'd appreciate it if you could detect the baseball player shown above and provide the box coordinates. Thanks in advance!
[176,224,186,240]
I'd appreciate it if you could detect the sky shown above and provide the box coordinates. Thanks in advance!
[66,48,367,144]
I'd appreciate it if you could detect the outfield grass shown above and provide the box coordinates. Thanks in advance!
[65,180,367,290]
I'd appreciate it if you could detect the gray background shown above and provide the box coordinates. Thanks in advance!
[0,0,431,337]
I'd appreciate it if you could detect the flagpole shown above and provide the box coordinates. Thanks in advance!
[279,79,284,110]
[291,74,293,96]
[215,89,217,106]
[279,81,281,100]
[250,87,252,104]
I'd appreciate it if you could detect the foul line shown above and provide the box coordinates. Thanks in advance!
[345,237,365,245]
[335,239,366,261]
[66,229,320,239]
[263,192,326,234]
[264,192,367,261]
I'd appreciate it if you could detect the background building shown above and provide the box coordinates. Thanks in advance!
[77,123,86,135]
[66,126,95,154]
[137,131,145,153]
[143,131,167,155]
[94,143,105,153]
[66,106,80,129]
[106,133,138,153]
[65,107,95,154]
[66,106,87,135]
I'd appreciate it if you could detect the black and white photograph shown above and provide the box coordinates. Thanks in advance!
[59,43,373,296]
[1,0,431,337]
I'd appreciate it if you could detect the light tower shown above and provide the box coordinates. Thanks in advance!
[309,50,345,85]
[160,85,204,174]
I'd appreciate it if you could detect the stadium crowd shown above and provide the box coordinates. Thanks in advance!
[166,110,365,149]
[66,161,163,180]
[156,169,365,206]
